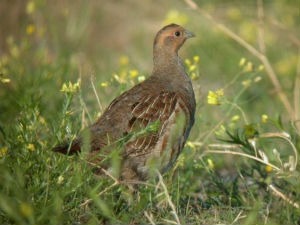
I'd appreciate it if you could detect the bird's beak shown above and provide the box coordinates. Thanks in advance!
[184,29,195,39]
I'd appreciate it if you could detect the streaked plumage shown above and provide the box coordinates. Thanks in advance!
[53,24,196,181]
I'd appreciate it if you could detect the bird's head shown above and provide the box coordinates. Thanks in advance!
[153,23,195,54]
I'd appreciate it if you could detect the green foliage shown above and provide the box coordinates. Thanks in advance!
[0,0,299,224]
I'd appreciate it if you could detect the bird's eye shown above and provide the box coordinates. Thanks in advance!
[174,31,181,37]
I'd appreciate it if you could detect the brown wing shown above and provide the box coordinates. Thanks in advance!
[121,90,192,178]
[124,92,177,156]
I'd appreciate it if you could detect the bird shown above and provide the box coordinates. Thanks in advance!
[53,23,196,182]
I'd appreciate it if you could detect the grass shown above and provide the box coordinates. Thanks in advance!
[0,0,300,224]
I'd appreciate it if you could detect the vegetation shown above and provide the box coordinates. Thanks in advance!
[0,0,299,224]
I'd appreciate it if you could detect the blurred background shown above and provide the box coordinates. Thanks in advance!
[0,0,299,124]
[0,0,299,123]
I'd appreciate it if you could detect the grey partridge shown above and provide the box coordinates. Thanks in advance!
[53,23,196,182]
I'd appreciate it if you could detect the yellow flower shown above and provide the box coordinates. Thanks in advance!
[231,115,240,122]
[190,72,198,80]
[261,114,268,123]
[243,62,254,72]
[207,89,224,105]
[57,175,64,184]
[258,65,264,71]
[186,141,195,149]
[239,57,246,67]
[19,202,33,218]
[254,76,262,83]
[184,59,191,66]
[189,64,196,72]
[27,143,35,152]
[26,1,35,14]
[0,147,8,157]
[265,165,273,173]
[0,77,10,83]
[26,24,36,35]
[215,89,224,96]
[119,55,129,66]
[113,74,122,83]
[129,69,139,78]
[100,82,109,87]
[163,10,189,26]
[242,79,252,87]
[193,55,200,63]
[207,158,214,170]
[137,75,145,82]
[60,79,81,93]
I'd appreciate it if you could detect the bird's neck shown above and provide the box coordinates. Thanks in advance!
[152,47,184,75]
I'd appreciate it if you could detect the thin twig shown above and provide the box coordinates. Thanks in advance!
[257,0,266,54]
[79,164,120,207]
[203,149,281,171]
[144,211,156,225]
[259,132,298,170]
[90,76,104,113]
[80,181,119,207]
[231,210,245,225]
[268,184,299,208]
[183,0,295,120]
[294,49,300,132]
[157,172,181,225]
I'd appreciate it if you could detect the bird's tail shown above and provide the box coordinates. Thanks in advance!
[52,140,81,155]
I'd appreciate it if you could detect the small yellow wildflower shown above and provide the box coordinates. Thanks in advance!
[0,147,8,157]
[119,55,129,66]
[207,158,214,170]
[215,125,226,136]
[0,78,10,83]
[60,79,81,93]
[163,10,189,26]
[193,55,200,63]
[57,175,64,184]
[265,165,273,173]
[113,74,122,83]
[137,75,145,82]
[231,115,240,122]
[186,141,195,149]
[207,89,224,105]
[100,82,109,87]
[254,76,262,83]
[129,69,139,78]
[239,57,246,67]
[189,64,196,72]
[215,89,224,96]
[242,79,252,87]
[243,62,254,72]
[261,114,268,123]
[26,1,35,14]
[27,143,35,152]
[190,72,198,80]
[184,59,191,66]
[19,202,33,218]
[26,24,36,35]
[258,64,264,71]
